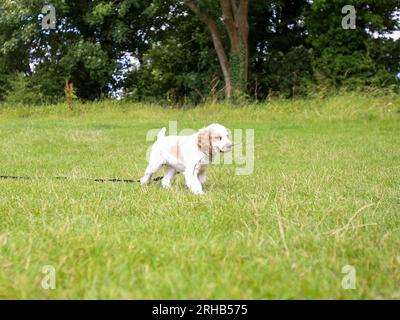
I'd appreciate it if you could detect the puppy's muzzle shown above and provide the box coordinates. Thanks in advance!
[220,143,233,153]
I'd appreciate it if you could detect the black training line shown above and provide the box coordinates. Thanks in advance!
[0,175,163,183]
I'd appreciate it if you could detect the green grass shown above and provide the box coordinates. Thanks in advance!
[0,93,399,299]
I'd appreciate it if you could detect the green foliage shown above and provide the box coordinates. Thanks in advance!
[253,46,315,99]
[305,0,400,88]
[0,0,161,101]
[4,73,62,105]
[4,74,39,105]
[0,0,399,103]
[123,12,222,104]
[60,41,115,100]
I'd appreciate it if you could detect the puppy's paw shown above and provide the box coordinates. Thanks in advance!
[162,183,171,189]
[191,188,204,195]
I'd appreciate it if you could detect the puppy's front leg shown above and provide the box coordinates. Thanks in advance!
[184,168,204,195]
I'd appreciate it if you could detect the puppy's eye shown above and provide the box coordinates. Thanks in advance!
[218,136,222,141]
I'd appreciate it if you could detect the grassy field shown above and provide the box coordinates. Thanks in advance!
[0,93,399,299]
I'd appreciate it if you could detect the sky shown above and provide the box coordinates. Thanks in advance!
[391,10,400,39]
[389,30,400,40]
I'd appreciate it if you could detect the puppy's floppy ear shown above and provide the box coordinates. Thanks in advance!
[197,127,212,154]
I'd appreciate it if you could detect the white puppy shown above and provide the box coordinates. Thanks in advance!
[140,123,232,194]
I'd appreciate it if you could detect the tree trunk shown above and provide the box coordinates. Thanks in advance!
[185,0,249,100]
[185,0,232,99]
[221,0,249,96]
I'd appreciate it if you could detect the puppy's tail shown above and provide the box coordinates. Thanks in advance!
[157,127,167,140]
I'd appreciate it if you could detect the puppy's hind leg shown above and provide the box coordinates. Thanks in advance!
[140,159,163,185]
[198,170,206,186]
[161,166,176,189]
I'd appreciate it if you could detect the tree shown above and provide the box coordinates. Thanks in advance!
[1,0,398,103]
[305,0,400,88]
[184,0,249,99]
[0,0,164,101]
[248,0,313,99]
[123,10,220,104]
